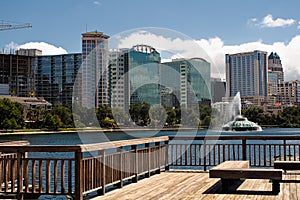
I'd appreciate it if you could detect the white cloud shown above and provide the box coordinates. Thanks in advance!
[93,1,101,5]
[250,18,257,22]
[18,42,68,55]
[298,21,300,29]
[117,31,300,81]
[260,14,295,28]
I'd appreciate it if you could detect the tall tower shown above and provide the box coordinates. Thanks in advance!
[226,50,268,98]
[81,31,110,108]
[268,52,284,83]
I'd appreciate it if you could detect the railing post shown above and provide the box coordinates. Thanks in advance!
[75,151,83,200]
[131,145,138,183]
[17,151,24,200]
[165,140,169,171]
[98,150,106,195]
[145,143,151,178]
[117,147,123,188]
[283,139,287,161]
[242,139,247,160]
[203,140,207,171]
[155,142,161,174]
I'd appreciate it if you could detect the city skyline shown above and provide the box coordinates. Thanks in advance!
[1,1,300,81]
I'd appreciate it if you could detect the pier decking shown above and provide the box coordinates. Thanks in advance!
[2,136,300,199]
[93,171,300,200]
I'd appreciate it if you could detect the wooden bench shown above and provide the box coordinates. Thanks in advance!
[274,161,300,171]
[209,161,282,194]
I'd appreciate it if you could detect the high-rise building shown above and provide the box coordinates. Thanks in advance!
[211,78,226,103]
[162,58,211,108]
[16,49,42,57]
[0,53,35,97]
[226,50,268,98]
[268,52,284,83]
[278,80,300,106]
[81,31,110,108]
[128,45,161,106]
[35,53,82,105]
[108,49,129,110]
[109,45,161,109]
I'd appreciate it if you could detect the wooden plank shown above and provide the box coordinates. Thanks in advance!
[274,161,300,170]
[210,168,282,180]
[210,161,249,170]
[80,136,169,152]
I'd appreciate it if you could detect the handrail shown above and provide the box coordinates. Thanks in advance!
[0,136,169,200]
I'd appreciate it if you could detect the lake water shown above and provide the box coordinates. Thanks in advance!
[1,128,300,145]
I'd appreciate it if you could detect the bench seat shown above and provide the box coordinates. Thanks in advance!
[209,161,282,194]
[274,161,300,171]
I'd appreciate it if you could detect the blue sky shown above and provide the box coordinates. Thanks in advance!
[1,0,300,80]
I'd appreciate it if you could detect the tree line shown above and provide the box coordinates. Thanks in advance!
[0,97,300,131]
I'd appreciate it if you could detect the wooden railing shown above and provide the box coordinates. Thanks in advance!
[2,135,300,199]
[0,136,169,200]
[168,136,300,170]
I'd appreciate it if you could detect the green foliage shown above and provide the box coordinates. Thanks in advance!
[51,105,74,128]
[149,105,167,127]
[44,113,62,130]
[0,98,24,130]
[1,118,17,130]
[242,106,300,127]
[129,102,150,126]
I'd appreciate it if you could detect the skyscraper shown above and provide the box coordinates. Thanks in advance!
[35,53,82,105]
[226,50,268,98]
[108,49,129,110]
[128,45,161,106]
[162,58,211,108]
[108,45,161,109]
[268,52,284,83]
[81,31,110,108]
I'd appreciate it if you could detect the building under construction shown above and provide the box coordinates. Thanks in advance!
[0,50,39,97]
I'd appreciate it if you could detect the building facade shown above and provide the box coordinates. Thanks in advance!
[0,53,35,97]
[162,58,211,108]
[108,49,129,110]
[128,45,161,106]
[81,31,110,108]
[226,50,268,98]
[211,78,226,103]
[278,80,300,106]
[268,52,284,83]
[35,53,82,105]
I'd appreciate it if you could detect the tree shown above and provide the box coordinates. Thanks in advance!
[181,107,199,127]
[166,108,177,127]
[0,98,24,130]
[44,113,62,130]
[1,118,17,131]
[51,105,74,128]
[129,102,150,126]
[111,107,131,127]
[242,107,264,123]
[149,105,167,127]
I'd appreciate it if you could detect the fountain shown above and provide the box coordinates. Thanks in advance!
[222,92,262,131]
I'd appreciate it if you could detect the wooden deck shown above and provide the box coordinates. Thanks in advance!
[91,171,300,200]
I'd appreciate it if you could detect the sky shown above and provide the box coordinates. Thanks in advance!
[1,0,300,80]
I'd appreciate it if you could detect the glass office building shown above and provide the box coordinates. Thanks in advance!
[81,31,110,108]
[162,58,211,108]
[127,45,161,105]
[35,53,82,105]
[226,50,268,98]
[108,45,161,109]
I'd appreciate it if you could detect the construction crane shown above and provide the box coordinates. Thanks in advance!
[0,20,32,31]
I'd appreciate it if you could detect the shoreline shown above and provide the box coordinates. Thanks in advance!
[0,127,201,136]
